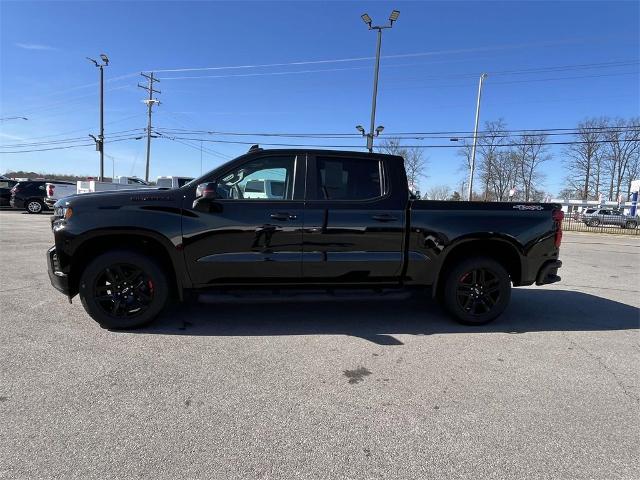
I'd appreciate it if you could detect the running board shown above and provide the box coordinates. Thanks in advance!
[197,288,415,304]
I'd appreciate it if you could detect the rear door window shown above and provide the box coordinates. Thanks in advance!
[314,157,383,200]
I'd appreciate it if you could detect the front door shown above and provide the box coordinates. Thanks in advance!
[182,154,306,285]
[302,154,406,283]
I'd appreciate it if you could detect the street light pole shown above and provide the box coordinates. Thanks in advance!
[368,27,383,153]
[87,54,109,182]
[358,10,399,153]
[467,73,487,201]
[99,64,104,181]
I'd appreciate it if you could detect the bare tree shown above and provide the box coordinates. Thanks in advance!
[456,140,473,198]
[603,118,640,201]
[426,184,451,200]
[378,137,427,189]
[625,153,640,199]
[488,151,518,201]
[563,118,607,200]
[477,119,509,201]
[511,132,550,201]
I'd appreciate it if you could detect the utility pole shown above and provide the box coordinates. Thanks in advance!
[87,54,109,181]
[357,10,400,152]
[467,73,488,201]
[138,72,161,182]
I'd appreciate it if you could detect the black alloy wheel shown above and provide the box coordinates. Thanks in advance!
[79,250,169,329]
[456,268,502,316]
[443,256,511,325]
[93,264,155,318]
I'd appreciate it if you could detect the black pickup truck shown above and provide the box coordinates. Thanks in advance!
[48,148,563,329]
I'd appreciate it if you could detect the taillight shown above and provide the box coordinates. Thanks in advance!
[47,184,55,196]
[553,209,564,247]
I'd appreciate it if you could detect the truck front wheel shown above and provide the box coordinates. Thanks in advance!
[79,250,168,329]
[443,257,511,325]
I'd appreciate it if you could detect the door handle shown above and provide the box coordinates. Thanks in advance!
[371,214,397,222]
[270,212,297,221]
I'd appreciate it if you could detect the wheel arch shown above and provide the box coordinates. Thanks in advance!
[433,236,523,299]
[66,230,184,300]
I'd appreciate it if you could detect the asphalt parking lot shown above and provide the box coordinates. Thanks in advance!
[0,210,638,480]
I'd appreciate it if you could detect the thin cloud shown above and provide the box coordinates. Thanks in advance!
[15,43,57,51]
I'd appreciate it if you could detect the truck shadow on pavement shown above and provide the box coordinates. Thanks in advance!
[128,289,640,345]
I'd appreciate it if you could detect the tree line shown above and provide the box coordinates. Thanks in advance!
[561,118,640,201]
[380,117,639,202]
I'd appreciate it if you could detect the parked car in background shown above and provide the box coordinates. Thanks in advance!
[0,178,18,207]
[582,208,638,228]
[156,176,194,189]
[76,176,152,194]
[11,180,74,213]
[45,182,78,208]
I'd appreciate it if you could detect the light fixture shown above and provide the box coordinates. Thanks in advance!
[389,10,400,23]
[361,13,372,26]
[356,125,365,135]
[375,125,385,135]
[100,53,109,65]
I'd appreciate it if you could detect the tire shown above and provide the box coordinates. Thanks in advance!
[589,219,600,227]
[626,221,637,229]
[79,249,169,329]
[442,256,511,325]
[26,199,44,214]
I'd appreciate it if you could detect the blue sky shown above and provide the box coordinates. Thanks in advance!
[1,0,638,195]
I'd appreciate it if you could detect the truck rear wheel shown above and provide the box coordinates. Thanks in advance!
[79,250,168,329]
[443,257,511,325]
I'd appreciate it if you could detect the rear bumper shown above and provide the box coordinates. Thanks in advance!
[45,198,56,208]
[535,260,562,285]
[47,246,71,296]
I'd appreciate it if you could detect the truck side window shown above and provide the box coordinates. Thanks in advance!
[316,157,383,200]
[216,156,295,201]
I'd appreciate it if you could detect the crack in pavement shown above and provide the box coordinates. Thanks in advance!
[562,332,639,405]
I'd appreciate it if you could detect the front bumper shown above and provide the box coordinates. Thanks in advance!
[47,246,71,296]
[535,260,562,285]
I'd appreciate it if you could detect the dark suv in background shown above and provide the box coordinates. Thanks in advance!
[10,180,73,214]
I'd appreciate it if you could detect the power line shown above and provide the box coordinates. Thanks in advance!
[0,136,142,154]
[14,117,146,142]
[156,61,638,82]
[0,130,146,148]
[160,135,640,149]
[154,110,233,159]
[158,134,231,161]
[153,124,640,139]
[148,35,635,73]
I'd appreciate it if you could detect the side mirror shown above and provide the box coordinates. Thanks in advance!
[195,182,218,199]
[193,182,223,212]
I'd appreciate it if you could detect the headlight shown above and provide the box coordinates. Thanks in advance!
[55,206,73,220]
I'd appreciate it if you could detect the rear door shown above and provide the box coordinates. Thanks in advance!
[302,154,406,283]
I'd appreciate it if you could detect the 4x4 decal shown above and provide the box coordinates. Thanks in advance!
[513,205,544,211]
